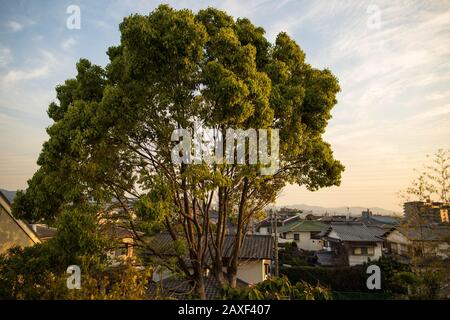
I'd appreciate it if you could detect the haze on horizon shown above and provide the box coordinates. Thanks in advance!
[1,0,449,212]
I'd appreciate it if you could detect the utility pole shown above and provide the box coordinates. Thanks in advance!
[273,209,279,277]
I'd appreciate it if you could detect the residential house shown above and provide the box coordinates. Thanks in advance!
[106,225,141,264]
[255,211,301,235]
[384,226,450,260]
[317,214,355,223]
[359,209,401,229]
[147,232,273,288]
[317,222,384,266]
[278,220,328,251]
[0,190,40,253]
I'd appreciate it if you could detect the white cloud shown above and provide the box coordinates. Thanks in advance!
[61,37,77,50]
[271,0,450,210]
[2,66,49,83]
[5,20,23,32]
[411,104,450,121]
[0,50,71,118]
[0,47,12,67]
[0,51,57,83]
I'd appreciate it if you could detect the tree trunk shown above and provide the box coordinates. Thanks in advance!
[193,269,206,299]
[213,186,227,286]
[227,178,249,287]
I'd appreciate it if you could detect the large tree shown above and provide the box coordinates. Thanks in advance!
[13,5,344,299]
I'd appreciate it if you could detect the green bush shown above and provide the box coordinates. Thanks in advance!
[220,276,332,300]
[280,256,413,294]
[281,265,368,292]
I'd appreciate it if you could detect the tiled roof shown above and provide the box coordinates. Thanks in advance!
[31,224,57,240]
[393,226,450,241]
[359,215,401,228]
[367,226,386,238]
[369,215,400,225]
[326,222,383,242]
[278,220,328,234]
[105,225,135,239]
[149,273,248,300]
[223,234,273,259]
[148,232,273,260]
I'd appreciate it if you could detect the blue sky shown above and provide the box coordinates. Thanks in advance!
[1,0,449,212]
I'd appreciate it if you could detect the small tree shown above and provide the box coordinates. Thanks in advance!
[400,148,450,204]
[397,148,450,299]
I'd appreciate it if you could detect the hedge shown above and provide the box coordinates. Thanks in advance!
[280,265,371,292]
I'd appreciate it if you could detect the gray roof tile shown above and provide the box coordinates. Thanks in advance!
[326,222,383,242]
[149,232,273,260]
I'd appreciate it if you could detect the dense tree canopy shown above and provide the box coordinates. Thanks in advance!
[13,5,344,298]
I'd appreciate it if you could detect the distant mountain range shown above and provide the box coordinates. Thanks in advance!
[0,188,17,203]
[269,204,401,216]
[1,187,400,217]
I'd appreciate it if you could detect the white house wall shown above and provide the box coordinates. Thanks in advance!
[236,259,270,284]
[348,243,383,266]
[284,231,324,251]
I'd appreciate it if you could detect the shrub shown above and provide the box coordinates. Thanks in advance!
[220,276,332,300]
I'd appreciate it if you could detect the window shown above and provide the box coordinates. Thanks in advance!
[294,233,299,241]
[353,247,374,255]
[310,231,321,239]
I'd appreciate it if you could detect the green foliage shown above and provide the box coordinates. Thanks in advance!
[51,206,109,271]
[281,256,412,294]
[279,256,450,299]
[220,276,332,300]
[281,266,369,292]
[0,244,67,299]
[367,256,411,293]
[67,263,153,300]
[11,4,345,298]
[14,4,344,224]
[0,205,108,299]
[390,271,420,295]
[279,243,317,266]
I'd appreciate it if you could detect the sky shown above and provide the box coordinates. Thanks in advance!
[0,0,449,212]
